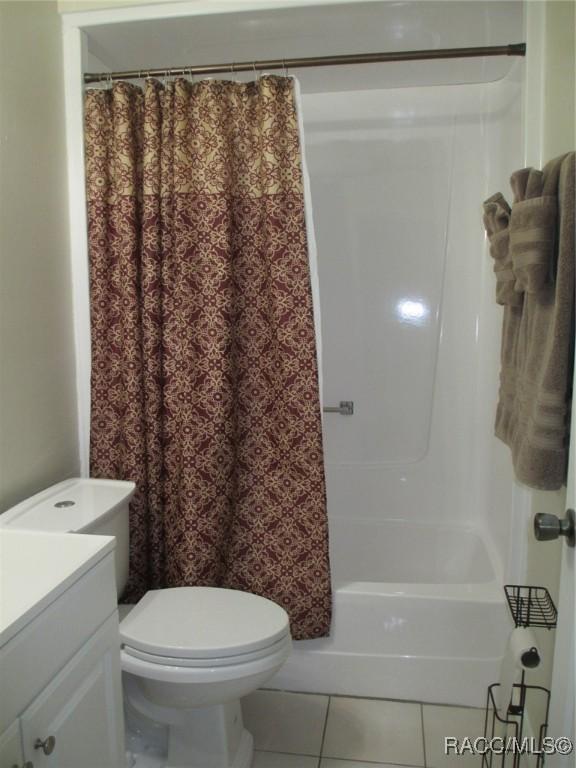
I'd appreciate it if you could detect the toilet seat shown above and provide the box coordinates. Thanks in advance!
[122,633,291,668]
[120,586,290,661]
[121,633,291,686]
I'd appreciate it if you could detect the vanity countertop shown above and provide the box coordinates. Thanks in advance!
[0,529,115,647]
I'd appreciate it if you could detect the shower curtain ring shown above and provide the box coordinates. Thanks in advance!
[282,59,288,77]
[252,61,257,79]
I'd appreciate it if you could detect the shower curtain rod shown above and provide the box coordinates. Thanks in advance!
[83,43,526,84]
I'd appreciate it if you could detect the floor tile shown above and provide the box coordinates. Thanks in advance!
[253,751,319,768]
[423,705,485,767]
[242,690,329,756]
[322,697,424,765]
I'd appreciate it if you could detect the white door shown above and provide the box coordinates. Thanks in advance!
[0,720,24,768]
[546,400,576,764]
[20,616,124,768]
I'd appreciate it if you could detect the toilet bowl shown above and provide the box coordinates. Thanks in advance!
[0,479,292,768]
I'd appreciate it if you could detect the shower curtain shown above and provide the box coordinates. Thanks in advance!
[84,75,331,639]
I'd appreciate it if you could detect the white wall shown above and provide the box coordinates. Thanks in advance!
[0,2,79,511]
[302,71,522,578]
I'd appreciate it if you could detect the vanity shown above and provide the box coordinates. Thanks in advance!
[0,530,124,768]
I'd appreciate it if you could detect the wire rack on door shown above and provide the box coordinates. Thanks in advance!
[504,585,558,629]
[481,584,557,767]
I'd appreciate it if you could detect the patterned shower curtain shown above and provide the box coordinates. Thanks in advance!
[84,76,331,639]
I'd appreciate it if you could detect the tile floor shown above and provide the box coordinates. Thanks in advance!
[243,690,486,768]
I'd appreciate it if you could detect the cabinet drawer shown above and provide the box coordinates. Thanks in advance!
[0,554,117,732]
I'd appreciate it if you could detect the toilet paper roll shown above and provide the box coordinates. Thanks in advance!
[497,628,541,714]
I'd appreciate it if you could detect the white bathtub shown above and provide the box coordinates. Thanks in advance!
[269,520,510,707]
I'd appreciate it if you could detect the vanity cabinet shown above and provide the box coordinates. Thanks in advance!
[0,534,125,768]
[18,615,122,768]
[1,614,119,768]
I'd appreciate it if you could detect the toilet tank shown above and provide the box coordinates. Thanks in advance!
[0,478,135,597]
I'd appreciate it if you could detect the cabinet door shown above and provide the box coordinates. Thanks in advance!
[20,614,124,768]
[0,720,24,768]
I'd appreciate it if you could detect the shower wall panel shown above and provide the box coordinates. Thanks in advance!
[302,73,522,573]
[309,122,451,466]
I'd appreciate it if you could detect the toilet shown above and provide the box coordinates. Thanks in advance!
[120,586,291,768]
[0,478,292,768]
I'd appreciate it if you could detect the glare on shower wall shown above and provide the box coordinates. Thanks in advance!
[396,298,429,326]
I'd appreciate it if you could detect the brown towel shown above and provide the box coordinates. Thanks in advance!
[509,196,557,293]
[486,152,575,490]
[509,157,563,295]
[483,192,523,306]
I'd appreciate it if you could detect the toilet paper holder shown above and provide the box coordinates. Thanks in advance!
[483,682,551,768]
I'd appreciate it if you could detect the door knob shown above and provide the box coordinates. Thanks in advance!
[34,735,56,755]
[534,509,575,547]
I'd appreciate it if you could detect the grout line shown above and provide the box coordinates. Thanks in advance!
[262,687,483,710]
[319,694,332,759]
[421,703,428,767]
[313,758,427,767]
[253,749,323,762]
[256,748,321,757]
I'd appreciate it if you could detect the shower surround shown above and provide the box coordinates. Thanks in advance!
[270,69,523,707]
[65,0,526,711]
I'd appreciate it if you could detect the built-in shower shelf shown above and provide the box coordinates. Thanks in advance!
[504,584,557,629]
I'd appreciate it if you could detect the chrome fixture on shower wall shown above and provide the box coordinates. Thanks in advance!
[323,401,354,416]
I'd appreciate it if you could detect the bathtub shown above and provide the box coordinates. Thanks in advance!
[269,520,510,708]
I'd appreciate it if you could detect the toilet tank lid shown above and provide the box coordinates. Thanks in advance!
[0,478,136,533]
